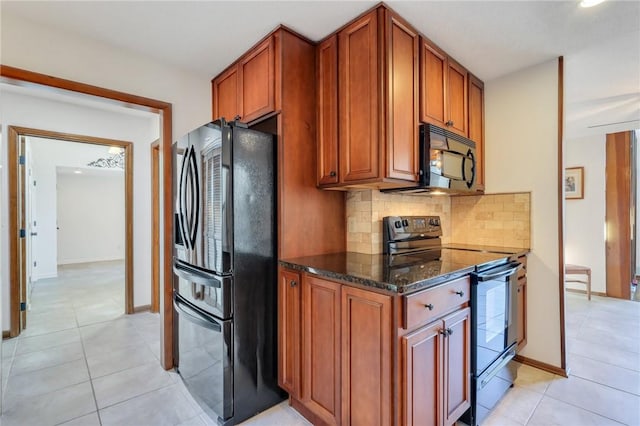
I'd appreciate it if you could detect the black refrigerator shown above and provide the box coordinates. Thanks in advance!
[172,119,284,425]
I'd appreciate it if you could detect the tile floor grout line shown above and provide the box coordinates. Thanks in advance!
[559,371,640,398]
[538,393,629,425]
[93,379,179,413]
[567,351,640,374]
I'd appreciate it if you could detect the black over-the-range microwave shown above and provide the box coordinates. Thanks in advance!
[383,123,478,195]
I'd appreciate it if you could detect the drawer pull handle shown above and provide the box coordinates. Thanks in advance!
[424,303,434,310]
[455,290,465,297]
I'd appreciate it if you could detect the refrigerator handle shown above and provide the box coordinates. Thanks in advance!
[187,146,200,248]
[173,259,222,288]
[178,146,191,249]
[174,296,222,333]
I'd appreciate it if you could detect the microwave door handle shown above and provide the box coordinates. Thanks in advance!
[462,149,476,188]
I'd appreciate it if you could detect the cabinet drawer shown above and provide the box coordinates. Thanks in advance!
[403,276,470,329]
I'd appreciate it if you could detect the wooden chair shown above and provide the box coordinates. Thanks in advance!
[565,264,591,300]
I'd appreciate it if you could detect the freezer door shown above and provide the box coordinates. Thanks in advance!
[175,294,233,423]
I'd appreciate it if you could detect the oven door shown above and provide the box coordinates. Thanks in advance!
[175,294,233,423]
[471,261,520,376]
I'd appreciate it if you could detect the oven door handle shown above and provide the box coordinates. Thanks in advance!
[174,296,222,332]
[479,345,516,388]
[173,259,222,288]
[474,262,521,282]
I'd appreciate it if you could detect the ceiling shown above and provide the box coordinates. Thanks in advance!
[2,0,639,138]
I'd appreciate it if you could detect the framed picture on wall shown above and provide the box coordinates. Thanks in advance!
[565,167,584,199]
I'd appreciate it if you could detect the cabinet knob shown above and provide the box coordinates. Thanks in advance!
[446,120,454,127]
[446,328,453,336]
[329,171,337,177]
[424,303,434,310]
[455,290,464,297]
[290,280,297,288]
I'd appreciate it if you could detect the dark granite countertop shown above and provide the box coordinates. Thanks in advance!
[442,243,529,257]
[280,247,527,294]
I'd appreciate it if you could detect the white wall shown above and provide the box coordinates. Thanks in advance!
[0,90,158,329]
[485,59,562,368]
[565,135,606,293]
[0,13,211,139]
[57,172,125,265]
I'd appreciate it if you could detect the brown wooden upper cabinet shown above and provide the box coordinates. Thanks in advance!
[317,6,420,188]
[212,36,276,123]
[468,73,485,188]
[420,37,468,137]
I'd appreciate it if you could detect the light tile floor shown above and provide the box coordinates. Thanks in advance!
[1,264,638,425]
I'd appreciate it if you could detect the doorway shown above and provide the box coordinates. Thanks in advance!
[7,126,134,337]
[1,65,173,368]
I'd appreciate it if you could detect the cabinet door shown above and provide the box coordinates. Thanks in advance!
[339,9,380,182]
[317,35,339,186]
[401,321,443,426]
[517,277,527,351]
[341,285,392,426]
[386,11,419,182]
[420,38,447,127]
[212,65,240,122]
[278,269,301,395]
[239,37,275,122]
[301,275,341,425]
[468,74,484,188]
[446,59,468,137]
[442,307,471,425]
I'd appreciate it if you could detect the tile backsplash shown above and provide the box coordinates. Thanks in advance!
[346,190,451,254]
[346,190,530,254]
[450,193,531,249]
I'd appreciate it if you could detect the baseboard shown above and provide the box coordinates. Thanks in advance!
[566,288,606,297]
[58,257,125,265]
[514,354,568,377]
[33,272,58,281]
[2,330,10,339]
[133,304,151,313]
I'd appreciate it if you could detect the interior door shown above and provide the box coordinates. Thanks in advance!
[27,147,37,313]
[19,136,28,330]
[605,131,635,299]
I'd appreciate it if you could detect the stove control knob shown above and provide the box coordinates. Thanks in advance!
[402,219,409,227]
[394,221,402,229]
[429,218,440,226]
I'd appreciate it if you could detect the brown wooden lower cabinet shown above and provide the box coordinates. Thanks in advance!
[279,269,469,426]
[401,307,470,426]
[515,254,528,352]
[301,275,341,425]
[341,285,392,426]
